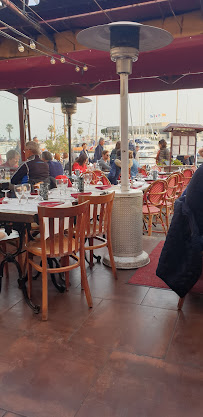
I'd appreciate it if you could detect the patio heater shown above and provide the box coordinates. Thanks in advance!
[76,22,173,269]
[45,95,91,176]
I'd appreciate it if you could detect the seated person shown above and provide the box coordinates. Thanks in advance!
[110,141,121,166]
[62,152,69,168]
[186,163,203,235]
[129,150,139,177]
[129,140,136,158]
[72,154,88,173]
[98,150,111,172]
[11,141,49,186]
[108,150,121,185]
[1,149,20,173]
[41,151,64,178]
[54,153,61,162]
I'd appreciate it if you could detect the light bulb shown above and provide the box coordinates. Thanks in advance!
[18,43,24,53]
[60,56,65,63]
[83,64,88,71]
[75,66,80,72]
[30,40,36,50]
[50,57,56,65]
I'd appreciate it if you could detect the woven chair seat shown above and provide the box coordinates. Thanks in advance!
[142,205,160,214]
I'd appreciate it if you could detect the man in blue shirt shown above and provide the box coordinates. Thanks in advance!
[93,138,104,162]
[42,151,64,178]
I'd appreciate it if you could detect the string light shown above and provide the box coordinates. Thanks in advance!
[83,64,88,71]
[18,43,24,53]
[29,40,36,50]
[60,56,65,63]
[75,66,80,72]
[50,57,56,64]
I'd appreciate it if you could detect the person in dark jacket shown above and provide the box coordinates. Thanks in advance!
[185,163,203,235]
[80,142,90,162]
[11,141,49,185]
[110,141,121,166]
[93,138,104,162]
[156,196,202,298]
[108,150,121,185]
[42,151,64,178]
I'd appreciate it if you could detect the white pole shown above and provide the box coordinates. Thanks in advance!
[120,73,130,192]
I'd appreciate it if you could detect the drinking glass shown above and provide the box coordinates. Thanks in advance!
[117,179,121,188]
[22,183,31,202]
[14,184,23,204]
[97,176,103,186]
[2,189,10,203]
[87,173,92,188]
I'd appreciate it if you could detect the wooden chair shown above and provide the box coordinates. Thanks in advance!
[78,192,117,279]
[164,173,179,231]
[25,201,93,320]
[182,168,194,190]
[143,180,167,236]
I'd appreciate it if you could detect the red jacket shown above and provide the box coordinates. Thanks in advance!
[72,162,87,173]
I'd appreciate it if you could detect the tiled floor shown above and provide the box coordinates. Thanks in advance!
[0,236,203,417]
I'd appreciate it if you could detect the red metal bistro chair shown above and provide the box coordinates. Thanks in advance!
[93,170,111,185]
[143,180,167,236]
[182,168,194,190]
[164,173,179,231]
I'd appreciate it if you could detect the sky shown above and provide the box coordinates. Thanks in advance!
[0,88,203,141]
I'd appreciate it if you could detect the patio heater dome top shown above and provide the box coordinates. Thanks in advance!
[76,21,173,53]
[45,96,91,104]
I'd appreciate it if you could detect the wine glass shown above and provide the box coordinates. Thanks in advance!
[2,189,10,203]
[97,176,103,186]
[117,179,121,188]
[14,184,23,204]
[22,183,31,202]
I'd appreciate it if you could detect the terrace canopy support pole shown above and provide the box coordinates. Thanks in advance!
[26,98,31,141]
[66,113,72,176]
[18,94,26,162]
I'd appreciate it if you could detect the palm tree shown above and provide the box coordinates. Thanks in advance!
[47,124,54,139]
[6,123,13,140]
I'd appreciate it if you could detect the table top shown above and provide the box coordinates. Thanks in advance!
[0,183,149,224]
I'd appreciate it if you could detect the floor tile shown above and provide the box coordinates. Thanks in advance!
[71,300,177,358]
[73,265,149,305]
[166,312,203,369]
[141,287,179,310]
[78,351,203,417]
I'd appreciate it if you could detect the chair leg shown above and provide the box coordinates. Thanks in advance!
[165,207,169,232]
[1,242,9,279]
[178,297,185,310]
[27,252,33,299]
[41,258,48,321]
[61,255,69,290]
[107,229,117,280]
[80,248,93,308]
[89,237,94,268]
[148,214,153,236]
[159,211,167,235]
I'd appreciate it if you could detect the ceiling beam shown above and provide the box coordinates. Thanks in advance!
[1,0,53,40]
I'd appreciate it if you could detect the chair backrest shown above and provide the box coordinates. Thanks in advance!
[38,201,89,257]
[85,170,97,184]
[151,165,162,172]
[78,191,115,236]
[175,171,184,196]
[143,180,167,207]
[55,175,72,187]
[138,167,147,176]
[182,168,193,187]
[93,170,111,185]
[166,173,179,200]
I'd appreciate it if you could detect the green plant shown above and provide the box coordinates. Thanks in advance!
[172,159,183,166]
[45,134,68,154]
